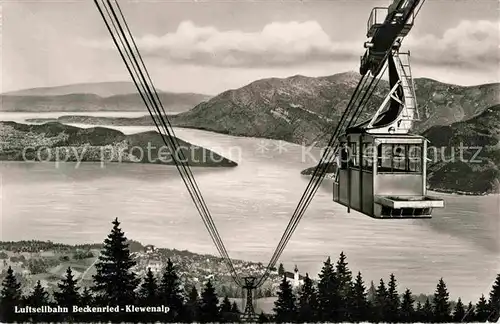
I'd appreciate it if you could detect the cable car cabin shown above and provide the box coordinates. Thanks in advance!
[333,8,444,219]
[333,132,443,219]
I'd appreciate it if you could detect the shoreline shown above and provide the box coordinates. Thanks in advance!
[3,115,499,197]
[301,173,499,197]
[0,160,238,168]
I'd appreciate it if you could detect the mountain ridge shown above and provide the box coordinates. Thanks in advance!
[0,93,212,113]
[2,81,212,98]
[20,72,500,147]
[169,72,499,146]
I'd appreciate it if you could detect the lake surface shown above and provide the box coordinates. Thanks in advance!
[0,112,499,302]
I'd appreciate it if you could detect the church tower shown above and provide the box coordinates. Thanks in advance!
[293,265,299,287]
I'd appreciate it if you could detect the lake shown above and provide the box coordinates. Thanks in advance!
[0,112,499,302]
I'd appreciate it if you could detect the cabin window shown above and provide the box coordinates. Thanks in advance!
[340,143,348,169]
[377,144,393,170]
[408,144,422,172]
[350,143,359,168]
[377,143,422,173]
[362,143,375,170]
[392,145,406,171]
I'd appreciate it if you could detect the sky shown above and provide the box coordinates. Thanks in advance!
[1,0,499,95]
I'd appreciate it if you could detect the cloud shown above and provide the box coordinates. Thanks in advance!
[405,20,500,69]
[83,20,360,68]
[83,19,499,70]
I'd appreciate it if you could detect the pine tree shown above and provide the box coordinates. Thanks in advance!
[200,280,220,323]
[92,218,139,306]
[54,267,80,306]
[488,273,500,322]
[78,287,94,322]
[54,267,80,322]
[421,297,434,322]
[414,301,423,322]
[219,296,232,322]
[139,267,158,305]
[317,256,340,321]
[433,278,451,322]
[475,294,490,322]
[185,286,200,323]
[452,297,466,322]
[335,251,353,321]
[28,280,49,306]
[298,273,318,322]
[386,273,400,322]
[273,275,297,323]
[0,266,23,323]
[278,263,285,277]
[26,280,49,323]
[80,287,93,306]
[399,288,414,322]
[231,301,240,313]
[349,271,369,322]
[159,258,185,321]
[373,278,388,322]
[258,311,268,323]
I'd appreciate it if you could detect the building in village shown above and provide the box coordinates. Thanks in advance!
[284,265,305,288]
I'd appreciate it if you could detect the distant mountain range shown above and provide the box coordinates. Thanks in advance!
[29,72,499,147]
[0,82,212,113]
[170,71,499,146]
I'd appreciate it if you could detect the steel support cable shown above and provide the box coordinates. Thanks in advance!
[289,68,387,229]
[110,0,236,272]
[103,4,242,286]
[257,70,385,286]
[261,1,427,268]
[290,61,391,232]
[414,0,426,19]
[102,1,241,285]
[257,74,376,279]
[97,1,216,260]
[97,0,221,260]
[107,0,241,284]
[351,0,428,127]
[95,0,242,285]
[258,74,369,275]
[351,62,388,127]
[255,74,370,286]
[260,15,422,284]
[257,55,391,287]
[352,0,428,128]
[259,0,429,289]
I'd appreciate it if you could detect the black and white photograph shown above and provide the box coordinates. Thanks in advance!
[0,0,499,322]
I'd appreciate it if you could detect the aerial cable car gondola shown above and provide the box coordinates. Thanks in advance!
[332,0,445,219]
